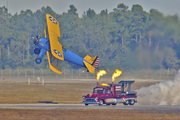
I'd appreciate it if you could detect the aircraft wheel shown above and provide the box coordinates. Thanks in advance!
[35,57,42,64]
[34,48,40,54]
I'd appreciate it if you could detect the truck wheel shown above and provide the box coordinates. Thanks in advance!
[99,100,104,106]
[129,100,135,105]
[112,103,117,105]
[106,104,110,105]
[85,104,89,106]
[123,100,129,105]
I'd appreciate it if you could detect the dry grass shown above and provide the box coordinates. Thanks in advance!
[0,82,96,103]
[0,81,179,120]
[0,109,180,120]
[0,81,157,104]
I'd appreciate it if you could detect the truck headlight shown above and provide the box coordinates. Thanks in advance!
[95,97,98,101]
[82,97,86,101]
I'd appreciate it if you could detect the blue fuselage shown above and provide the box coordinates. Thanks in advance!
[37,37,88,67]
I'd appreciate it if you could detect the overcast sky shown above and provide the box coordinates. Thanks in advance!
[1,0,180,17]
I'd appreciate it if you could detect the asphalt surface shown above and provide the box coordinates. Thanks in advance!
[0,103,180,110]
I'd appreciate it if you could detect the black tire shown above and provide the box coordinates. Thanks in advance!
[34,48,40,54]
[106,104,110,105]
[35,57,42,64]
[129,100,135,105]
[85,104,89,106]
[112,103,117,105]
[99,100,104,106]
[123,100,129,105]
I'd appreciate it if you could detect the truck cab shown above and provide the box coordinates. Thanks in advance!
[82,81,137,106]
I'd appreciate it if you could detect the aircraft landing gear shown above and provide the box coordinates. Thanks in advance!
[34,48,40,54]
[35,57,42,64]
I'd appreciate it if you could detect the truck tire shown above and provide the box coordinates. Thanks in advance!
[123,100,129,105]
[99,100,104,106]
[112,103,117,105]
[85,104,89,106]
[129,99,135,105]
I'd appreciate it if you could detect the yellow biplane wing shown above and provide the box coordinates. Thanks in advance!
[47,51,62,74]
[46,14,64,60]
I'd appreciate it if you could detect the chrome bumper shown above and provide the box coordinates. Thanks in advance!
[82,98,99,104]
[105,98,124,103]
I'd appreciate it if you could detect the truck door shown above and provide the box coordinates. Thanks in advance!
[105,89,113,98]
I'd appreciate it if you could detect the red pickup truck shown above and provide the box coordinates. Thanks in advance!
[82,81,137,106]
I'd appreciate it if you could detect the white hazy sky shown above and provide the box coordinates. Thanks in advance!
[0,0,180,17]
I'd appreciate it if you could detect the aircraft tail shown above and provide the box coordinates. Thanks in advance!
[92,56,99,68]
[83,55,99,73]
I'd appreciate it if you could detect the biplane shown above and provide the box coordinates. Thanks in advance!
[33,14,99,74]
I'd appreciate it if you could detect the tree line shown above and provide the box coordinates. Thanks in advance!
[0,3,180,71]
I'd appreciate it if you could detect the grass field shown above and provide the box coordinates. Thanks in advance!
[0,109,180,120]
[1,81,179,120]
[0,81,157,103]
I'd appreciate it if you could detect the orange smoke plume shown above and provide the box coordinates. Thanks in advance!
[96,70,107,82]
[112,69,122,82]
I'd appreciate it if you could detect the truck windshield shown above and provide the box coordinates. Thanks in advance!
[93,88,105,93]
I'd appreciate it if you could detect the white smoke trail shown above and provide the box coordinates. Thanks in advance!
[136,70,180,105]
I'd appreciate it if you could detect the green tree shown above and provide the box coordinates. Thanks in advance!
[68,5,78,16]
[86,8,96,19]
[164,48,180,70]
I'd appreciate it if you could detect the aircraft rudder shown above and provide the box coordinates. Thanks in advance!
[92,56,99,68]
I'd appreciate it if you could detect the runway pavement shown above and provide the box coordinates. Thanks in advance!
[0,103,180,110]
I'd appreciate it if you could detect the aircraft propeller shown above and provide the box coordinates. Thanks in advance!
[33,35,41,45]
